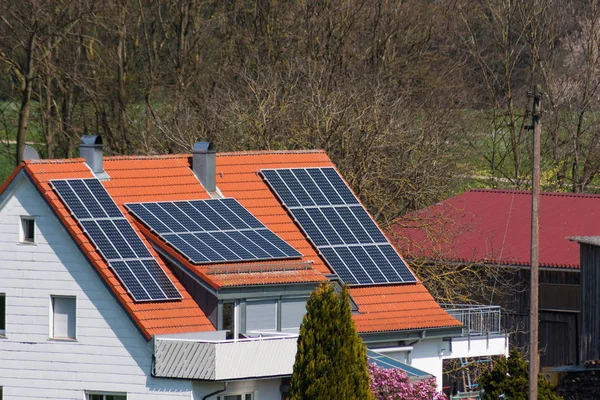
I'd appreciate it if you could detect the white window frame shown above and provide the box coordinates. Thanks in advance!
[49,295,77,340]
[19,216,35,244]
[0,293,5,337]
[85,391,127,400]
[216,391,255,400]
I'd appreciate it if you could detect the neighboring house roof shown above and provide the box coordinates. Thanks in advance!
[2,149,460,339]
[391,189,600,269]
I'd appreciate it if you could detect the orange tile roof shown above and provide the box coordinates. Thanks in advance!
[1,149,459,337]
[350,284,461,333]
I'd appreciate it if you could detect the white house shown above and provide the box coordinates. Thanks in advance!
[0,137,507,400]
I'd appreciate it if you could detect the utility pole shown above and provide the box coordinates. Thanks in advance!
[529,84,542,399]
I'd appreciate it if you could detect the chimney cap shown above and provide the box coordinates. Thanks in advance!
[193,141,215,154]
[80,135,103,147]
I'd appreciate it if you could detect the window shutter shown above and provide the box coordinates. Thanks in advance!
[245,300,277,332]
[280,298,307,332]
[53,297,76,338]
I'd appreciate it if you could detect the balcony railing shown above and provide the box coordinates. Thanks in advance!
[442,304,502,336]
[153,331,299,380]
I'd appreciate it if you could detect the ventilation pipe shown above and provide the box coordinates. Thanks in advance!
[80,135,109,179]
[193,141,216,192]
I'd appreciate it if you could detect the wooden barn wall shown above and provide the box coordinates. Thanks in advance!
[502,311,579,368]
[500,268,580,368]
[580,244,600,362]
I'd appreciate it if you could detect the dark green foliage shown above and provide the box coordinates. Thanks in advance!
[478,349,561,400]
[288,282,373,400]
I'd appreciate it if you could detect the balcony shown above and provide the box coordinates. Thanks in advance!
[440,304,508,359]
[442,304,502,336]
[152,331,298,380]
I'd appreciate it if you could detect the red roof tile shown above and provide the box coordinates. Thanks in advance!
[390,189,600,269]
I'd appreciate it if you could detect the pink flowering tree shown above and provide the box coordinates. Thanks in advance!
[368,363,448,400]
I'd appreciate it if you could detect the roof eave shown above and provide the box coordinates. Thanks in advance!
[359,325,464,343]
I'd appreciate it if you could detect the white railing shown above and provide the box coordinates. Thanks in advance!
[442,304,502,336]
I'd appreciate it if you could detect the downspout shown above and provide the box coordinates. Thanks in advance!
[203,382,227,400]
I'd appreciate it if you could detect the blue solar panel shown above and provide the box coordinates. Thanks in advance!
[260,170,302,208]
[306,168,350,205]
[80,220,121,260]
[320,247,357,284]
[51,180,92,219]
[69,179,108,219]
[195,232,240,261]
[292,169,330,206]
[290,209,328,246]
[50,178,182,302]
[261,167,416,285]
[111,261,152,302]
[306,208,344,245]
[126,198,302,264]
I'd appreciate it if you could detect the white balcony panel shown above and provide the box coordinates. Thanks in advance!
[153,333,298,380]
[442,335,509,360]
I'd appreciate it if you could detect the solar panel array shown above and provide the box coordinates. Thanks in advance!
[261,167,416,285]
[50,179,182,302]
[125,198,302,264]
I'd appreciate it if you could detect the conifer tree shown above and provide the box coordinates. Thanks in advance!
[288,282,373,400]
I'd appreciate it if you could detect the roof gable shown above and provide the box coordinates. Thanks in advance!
[21,159,213,339]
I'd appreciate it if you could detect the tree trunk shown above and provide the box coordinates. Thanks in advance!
[16,31,36,165]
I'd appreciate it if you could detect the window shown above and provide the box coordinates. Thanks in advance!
[0,294,5,336]
[217,393,253,400]
[51,296,76,339]
[242,297,308,335]
[87,393,126,400]
[246,299,277,333]
[20,216,35,243]
[280,298,307,332]
[222,302,237,340]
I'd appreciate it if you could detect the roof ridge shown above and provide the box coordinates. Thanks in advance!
[24,158,86,164]
[24,149,327,163]
[217,149,326,156]
[470,188,600,198]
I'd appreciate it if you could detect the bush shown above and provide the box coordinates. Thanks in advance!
[368,362,448,400]
[478,349,561,400]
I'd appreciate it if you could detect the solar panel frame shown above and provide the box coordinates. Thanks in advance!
[126,198,302,265]
[50,178,183,302]
[261,167,417,286]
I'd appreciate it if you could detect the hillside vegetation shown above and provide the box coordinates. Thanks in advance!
[2,0,600,225]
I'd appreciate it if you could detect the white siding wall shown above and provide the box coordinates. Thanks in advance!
[0,177,194,400]
[193,378,282,400]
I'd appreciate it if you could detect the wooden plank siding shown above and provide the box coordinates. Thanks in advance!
[580,243,600,362]
[0,177,194,399]
[498,268,580,368]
